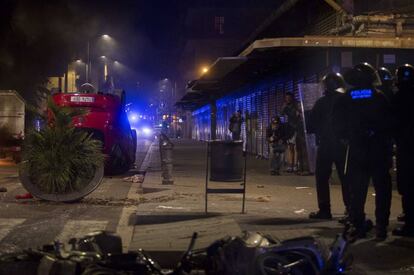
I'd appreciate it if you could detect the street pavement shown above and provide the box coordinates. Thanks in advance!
[0,138,413,274]
[130,139,414,274]
[0,138,152,253]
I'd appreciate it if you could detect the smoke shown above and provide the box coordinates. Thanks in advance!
[0,0,185,108]
[0,0,101,105]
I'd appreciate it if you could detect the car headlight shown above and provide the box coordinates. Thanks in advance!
[142,127,152,136]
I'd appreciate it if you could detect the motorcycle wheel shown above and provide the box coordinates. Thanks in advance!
[254,253,305,275]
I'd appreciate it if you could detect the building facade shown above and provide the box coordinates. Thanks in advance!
[181,0,414,160]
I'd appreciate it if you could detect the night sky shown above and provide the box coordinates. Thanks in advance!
[0,0,186,107]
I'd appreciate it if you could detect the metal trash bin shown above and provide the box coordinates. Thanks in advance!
[209,140,243,182]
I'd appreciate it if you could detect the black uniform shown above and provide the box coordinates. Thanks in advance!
[309,91,349,216]
[377,67,395,102]
[393,64,414,236]
[334,64,393,239]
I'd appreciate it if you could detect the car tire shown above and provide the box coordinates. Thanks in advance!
[107,143,131,175]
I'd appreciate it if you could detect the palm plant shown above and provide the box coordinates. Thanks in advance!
[23,99,104,194]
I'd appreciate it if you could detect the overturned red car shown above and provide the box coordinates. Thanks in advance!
[52,88,137,174]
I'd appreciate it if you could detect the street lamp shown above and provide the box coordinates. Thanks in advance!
[100,56,108,81]
[85,34,113,83]
[201,66,209,74]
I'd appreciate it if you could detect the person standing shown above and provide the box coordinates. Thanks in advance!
[377,67,395,102]
[266,116,291,175]
[281,93,305,173]
[392,64,414,238]
[229,110,243,140]
[308,72,349,220]
[333,63,393,241]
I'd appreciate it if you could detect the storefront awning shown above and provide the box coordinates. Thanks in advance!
[190,57,248,91]
[240,36,414,56]
[175,90,209,110]
[179,35,414,109]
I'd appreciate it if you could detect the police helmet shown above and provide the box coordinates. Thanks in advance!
[345,62,381,88]
[321,72,345,94]
[395,64,414,89]
[377,67,393,85]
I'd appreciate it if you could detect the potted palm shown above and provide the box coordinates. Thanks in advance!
[19,99,105,202]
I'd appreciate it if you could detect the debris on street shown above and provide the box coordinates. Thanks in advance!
[255,196,271,202]
[123,174,145,183]
[15,193,33,200]
[295,187,310,190]
[294,209,306,214]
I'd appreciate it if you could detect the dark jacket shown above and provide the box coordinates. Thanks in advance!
[281,102,302,130]
[266,123,292,144]
[392,87,414,142]
[332,87,393,143]
[308,92,343,145]
[229,114,243,133]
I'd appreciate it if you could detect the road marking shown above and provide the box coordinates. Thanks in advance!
[0,218,25,242]
[116,140,154,252]
[56,220,108,243]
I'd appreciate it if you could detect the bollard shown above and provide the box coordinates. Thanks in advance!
[159,134,174,185]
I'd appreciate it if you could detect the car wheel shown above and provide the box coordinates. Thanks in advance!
[107,143,130,175]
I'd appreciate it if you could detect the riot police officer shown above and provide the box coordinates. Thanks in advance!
[333,63,393,241]
[308,72,350,220]
[392,64,414,237]
[377,67,395,101]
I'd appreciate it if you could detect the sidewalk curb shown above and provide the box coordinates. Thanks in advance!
[116,140,155,252]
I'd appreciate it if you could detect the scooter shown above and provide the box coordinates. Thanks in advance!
[199,231,351,274]
[0,231,351,275]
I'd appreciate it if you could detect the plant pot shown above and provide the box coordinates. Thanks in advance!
[18,161,104,202]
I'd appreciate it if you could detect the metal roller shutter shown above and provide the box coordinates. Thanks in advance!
[257,91,264,156]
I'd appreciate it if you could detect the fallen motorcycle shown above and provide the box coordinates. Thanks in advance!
[0,231,351,275]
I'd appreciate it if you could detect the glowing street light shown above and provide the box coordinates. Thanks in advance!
[75,59,82,63]
[85,34,113,82]
[100,55,106,59]
[201,66,209,74]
